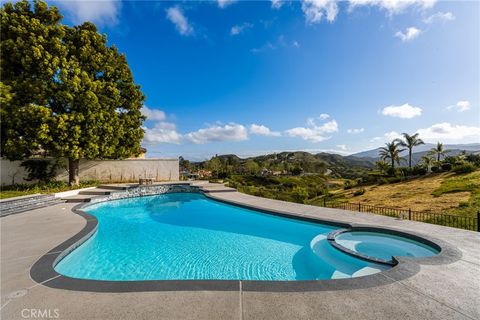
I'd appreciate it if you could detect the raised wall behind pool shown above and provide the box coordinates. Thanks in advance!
[0,158,179,186]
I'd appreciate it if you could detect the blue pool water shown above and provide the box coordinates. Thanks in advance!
[56,193,393,281]
[335,231,439,261]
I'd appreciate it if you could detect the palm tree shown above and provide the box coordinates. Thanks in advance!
[375,160,390,175]
[420,155,435,172]
[396,133,424,168]
[379,141,406,170]
[429,142,450,162]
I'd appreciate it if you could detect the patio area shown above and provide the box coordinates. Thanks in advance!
[1,183,479,320]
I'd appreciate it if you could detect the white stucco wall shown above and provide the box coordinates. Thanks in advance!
[0,158,179,186]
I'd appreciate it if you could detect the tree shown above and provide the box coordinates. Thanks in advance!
[206,157,222,176]
[244,159,259,175]
[1,1,145,185]
[375,160,390,175]
[378,141,405,170]
[1,0,65,160]
[396,133,424,168]
[429,142,450,162]
[291,186,309,204]
[420,155,435,172]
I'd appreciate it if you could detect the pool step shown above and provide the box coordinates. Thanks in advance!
[200,185,237,193]
[98,184,138,191]
[62,194,97,203]
[78,188,119,196]
[0,194,65,217]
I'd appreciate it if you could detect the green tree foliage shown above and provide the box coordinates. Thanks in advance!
[420,155,435,172]
[206,157,222,175]
[244,159,259,175]
[378,141,405,171]
[291,186,309,203]
[396,133,424,168]
[374,160,390,175]
[1,1,145,185]
[429,142,450,162]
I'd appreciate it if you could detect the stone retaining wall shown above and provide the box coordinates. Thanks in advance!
[89,184,199,204]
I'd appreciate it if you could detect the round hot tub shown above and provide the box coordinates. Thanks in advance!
[329,229,440,264]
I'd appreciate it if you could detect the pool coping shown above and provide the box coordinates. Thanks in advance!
[30,186,462,293]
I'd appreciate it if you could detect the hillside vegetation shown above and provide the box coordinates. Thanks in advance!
[331,171,479,217]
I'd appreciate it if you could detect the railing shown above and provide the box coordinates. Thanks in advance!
[319,199,479,232]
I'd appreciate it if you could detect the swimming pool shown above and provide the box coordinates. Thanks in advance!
[54,192,437,281]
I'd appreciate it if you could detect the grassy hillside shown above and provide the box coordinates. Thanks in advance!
[329,171,480,217]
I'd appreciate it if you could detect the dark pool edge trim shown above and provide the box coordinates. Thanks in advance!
[30,189,462,293]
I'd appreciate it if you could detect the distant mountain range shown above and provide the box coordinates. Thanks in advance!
[198,143,480,178]
[350,143,480,165]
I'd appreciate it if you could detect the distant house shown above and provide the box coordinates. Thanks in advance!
[195,170,212,179]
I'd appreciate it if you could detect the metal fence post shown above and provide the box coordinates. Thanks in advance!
[409,208,411,220]
[358,203,361,212]
[323,197,326,207]
[477,210,480,232]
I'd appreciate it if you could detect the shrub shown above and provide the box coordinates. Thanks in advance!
[20,159,62,183]
[441,163,452,171]
[291,186,309,203]
[353,188,365,196]
[412,166,427,176]
[386,167,396,176]
[343,180,356,190]
[453,163,476,174]
[431,166,440,173]
[386,176,403,184]
[466,154,480,166]
[378,178,389,185]
[458,201,469,208]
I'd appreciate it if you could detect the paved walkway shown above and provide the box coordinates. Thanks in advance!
[1,183,479,320]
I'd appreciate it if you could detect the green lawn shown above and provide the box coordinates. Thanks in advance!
[433,171,480,217]
[0,180,100,199]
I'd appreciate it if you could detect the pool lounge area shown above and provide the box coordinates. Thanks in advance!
[1,182,479,320]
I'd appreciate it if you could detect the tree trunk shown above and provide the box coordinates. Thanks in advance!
[391,157,395,170]
[68,158,80,186]
[409,149,412,168]
[437,153,440,162]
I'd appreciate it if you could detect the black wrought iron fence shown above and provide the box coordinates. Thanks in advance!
[319,199,479,232]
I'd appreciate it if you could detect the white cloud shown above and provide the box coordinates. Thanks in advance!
[141,107,181,144]
[251,35,292,53]
[347,128,365,134]
[417,122,480,143]
[447,100,471,112]
[349,0,436,15]
[318,113,330,120]
[395,27,421,42]
[302,0,339,24]
[143,122,182,145]
[286,118,339,143]
[185,123,248,144]
[217,0,237,8]
[166,6,193,36]
[423,11,455,24]
[231,22,253,36]
[141,106,166,121]
[271,0,284,9]
[56,0,121,26]
[381,103,422,119]
[370,131,402,143]
[249,124,281,137]
[336,144,347,151]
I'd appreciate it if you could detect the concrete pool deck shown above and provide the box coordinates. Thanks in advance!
[1,182,479,320]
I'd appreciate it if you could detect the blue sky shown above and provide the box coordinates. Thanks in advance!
[53,0,479,160]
